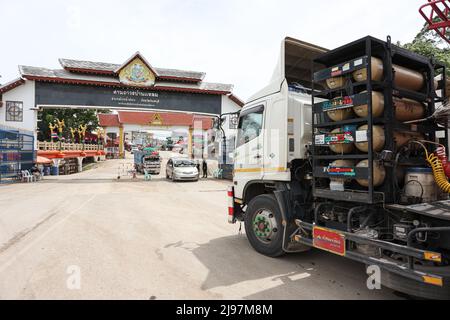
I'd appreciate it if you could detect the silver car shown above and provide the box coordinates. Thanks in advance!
[166,158,199,182]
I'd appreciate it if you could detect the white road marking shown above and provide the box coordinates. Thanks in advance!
[209,272,311,298]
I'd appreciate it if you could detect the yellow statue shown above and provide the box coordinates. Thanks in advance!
[55,119,65,134]
[49,123,57,142]
[79,124,88,142]
[70,128,78,142]
[49,123,56,134]
[97,128,104,140]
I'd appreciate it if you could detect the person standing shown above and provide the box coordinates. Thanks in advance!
[202,159,208,178]
[196,160,201,178]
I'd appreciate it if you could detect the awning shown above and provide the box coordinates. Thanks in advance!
[36,156,52,164]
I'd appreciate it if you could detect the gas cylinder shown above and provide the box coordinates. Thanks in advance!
[329,160,355,190]
[394,97,426,122]
[353,57,424,92]
[326,77,345,89]
[330,160,355,182]
[355,125,385,152]
[329,128,354,154]
[327,107,354,122]
[353,57,384,82]
[353,91,425,122]
[353,91,385,118]
[356,160,386,187]
[393,131,424,148]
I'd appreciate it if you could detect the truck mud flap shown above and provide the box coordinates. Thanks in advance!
[274,188,310,253]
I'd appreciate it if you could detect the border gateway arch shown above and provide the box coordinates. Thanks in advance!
[0,52,243,157]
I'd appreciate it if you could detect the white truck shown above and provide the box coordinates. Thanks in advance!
[226,36,450,299]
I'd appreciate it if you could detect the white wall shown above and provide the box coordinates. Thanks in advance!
[0,80,36,130]
[221,96,241,136]
[219,96,242,163]
[104,126,120,135]
[0,80,37,147]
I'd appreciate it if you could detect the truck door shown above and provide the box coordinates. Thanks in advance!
[233,104,265,198]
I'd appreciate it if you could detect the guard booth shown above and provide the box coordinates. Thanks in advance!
[0,125,35,183]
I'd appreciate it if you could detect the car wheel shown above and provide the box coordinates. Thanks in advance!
[244,194,285,258]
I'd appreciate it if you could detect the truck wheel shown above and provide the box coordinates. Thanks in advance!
[244,194,285,258]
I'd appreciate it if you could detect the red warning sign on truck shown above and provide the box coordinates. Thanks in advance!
[313,226,346,256]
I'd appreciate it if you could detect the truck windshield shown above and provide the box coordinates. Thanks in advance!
[174,160,195,167]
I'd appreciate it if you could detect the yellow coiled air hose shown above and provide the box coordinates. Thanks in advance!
[412,141,450,193]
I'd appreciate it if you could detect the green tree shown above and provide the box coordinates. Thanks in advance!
[400,23,450,77]
[38,109,110,142]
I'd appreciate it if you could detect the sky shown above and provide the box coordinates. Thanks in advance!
[0,0,430,101]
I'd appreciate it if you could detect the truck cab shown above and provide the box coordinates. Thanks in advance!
[134,149,161,175]
[233,38,326,204]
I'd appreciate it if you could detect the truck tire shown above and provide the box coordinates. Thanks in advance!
[244,194,285,258]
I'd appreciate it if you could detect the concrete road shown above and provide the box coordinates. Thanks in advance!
[0,152,401,299]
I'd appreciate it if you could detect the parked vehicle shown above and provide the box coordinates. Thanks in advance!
[166,158,198,182]
[134,150,161,175]
[226,36,450,299]
[131,146,139,154]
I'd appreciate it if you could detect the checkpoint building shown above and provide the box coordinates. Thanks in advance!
[98,111,215,158]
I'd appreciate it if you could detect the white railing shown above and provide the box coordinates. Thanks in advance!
[38,141,102,151]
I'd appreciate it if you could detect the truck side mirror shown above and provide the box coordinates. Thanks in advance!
[212,118,221,130]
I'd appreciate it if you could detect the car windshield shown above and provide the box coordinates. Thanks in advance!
[173,160,195,167]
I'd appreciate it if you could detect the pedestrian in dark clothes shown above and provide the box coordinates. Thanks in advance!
[196,160,201,177]
[202,159,208,178]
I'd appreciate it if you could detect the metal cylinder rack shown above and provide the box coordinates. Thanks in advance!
[311,36,448,204]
